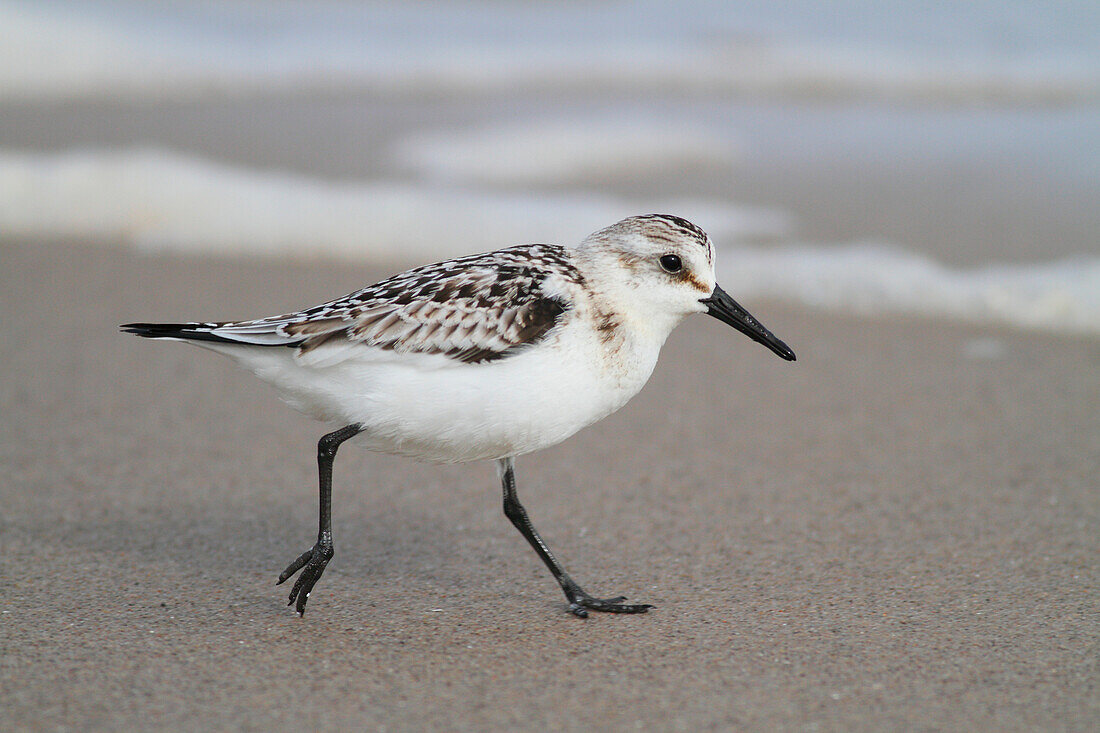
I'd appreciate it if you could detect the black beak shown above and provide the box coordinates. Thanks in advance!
[701,284,796,361]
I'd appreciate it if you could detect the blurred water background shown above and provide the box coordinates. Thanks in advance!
[1,0,1097,333]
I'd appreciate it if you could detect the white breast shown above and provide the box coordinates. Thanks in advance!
[209,309,663,463]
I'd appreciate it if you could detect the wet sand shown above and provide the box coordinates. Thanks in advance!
[1,238,1097,731]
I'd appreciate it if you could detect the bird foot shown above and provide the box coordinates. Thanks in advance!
[276,541,334,616]
[564,583,653,618]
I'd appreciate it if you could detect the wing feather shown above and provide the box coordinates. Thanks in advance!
[202,244,580,366]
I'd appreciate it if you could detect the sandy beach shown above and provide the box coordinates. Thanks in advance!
[3,3,1099,729]
[1,237,1096,731]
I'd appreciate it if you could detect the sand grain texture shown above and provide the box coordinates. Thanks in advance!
[1,240,1097,731]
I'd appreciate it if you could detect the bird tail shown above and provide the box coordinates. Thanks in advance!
[120,322,239,345]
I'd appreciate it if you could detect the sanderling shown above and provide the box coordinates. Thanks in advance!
[122,214,795,618]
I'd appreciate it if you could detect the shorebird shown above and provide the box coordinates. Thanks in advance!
[122,214,795,618]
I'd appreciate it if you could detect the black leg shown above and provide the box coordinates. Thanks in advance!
[497,457,652,618]
[276,423,361,615]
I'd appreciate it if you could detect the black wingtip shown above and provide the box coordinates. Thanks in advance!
[121,322,186,339]
[120,322,235,344]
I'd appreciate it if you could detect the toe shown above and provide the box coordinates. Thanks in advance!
[277,548,313,585]
[579,597,653,614]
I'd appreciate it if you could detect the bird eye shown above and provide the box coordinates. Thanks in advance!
[659,254,683,273]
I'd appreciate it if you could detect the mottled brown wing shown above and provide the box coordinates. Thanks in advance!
[204,245,578,364]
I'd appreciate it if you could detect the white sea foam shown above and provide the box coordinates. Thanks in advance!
[0,147,783,261]
[394,118,740,184]
[2,146,1097,337]
[0,1,1096,105]
[721,243,1100,337]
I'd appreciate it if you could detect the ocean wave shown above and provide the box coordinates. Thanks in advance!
[0,1,1096,105]
[722,243,1100,337]
[2,145,1096,337]
[393,117,741,184]
[0,147,783,261]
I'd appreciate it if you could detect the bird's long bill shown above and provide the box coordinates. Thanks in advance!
[701,284,796,361]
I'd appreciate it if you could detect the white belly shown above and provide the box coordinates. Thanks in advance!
[211,322,662,463]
